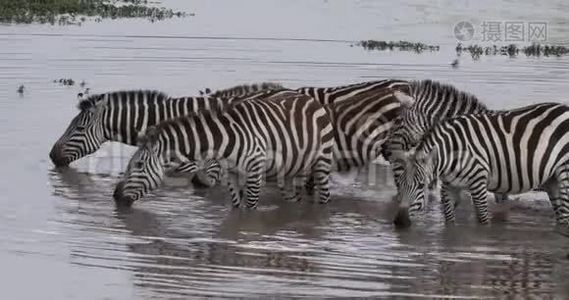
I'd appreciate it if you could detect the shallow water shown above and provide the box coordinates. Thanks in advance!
[1,0,569,298]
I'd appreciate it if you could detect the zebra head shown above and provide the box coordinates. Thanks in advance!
[113,127,166,207]
[49,95,108,167]
[386,112,424,184]
[392,150,435,228]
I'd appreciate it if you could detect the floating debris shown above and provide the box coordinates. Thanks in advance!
[17,85,25,94]
[456,43,569,59]
[357,40,440,53]
[54,78,76,86]
[451,59,459,68]
[0,0,188,25]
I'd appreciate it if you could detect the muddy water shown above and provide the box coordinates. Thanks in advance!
[1,0,569,298]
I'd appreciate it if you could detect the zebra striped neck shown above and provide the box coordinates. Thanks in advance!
[413,129,440,176]
[89,91,228,146]
[408,80,488,123]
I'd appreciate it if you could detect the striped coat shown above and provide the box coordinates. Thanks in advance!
[113,91,335,207]
[394,102,569,228]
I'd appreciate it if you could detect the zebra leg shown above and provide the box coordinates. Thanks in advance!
[225,173,242,208]
[304,176,315,196]
[245,172,262,208]
[468,178,490,224]
[543,178,564,224]
[244,157,265,208]
[312,157,332,204]
[204,159,222,185]
[440,184,457,223]
[552,166,569,226]
[191,160,222,188]
[280,178,302,202]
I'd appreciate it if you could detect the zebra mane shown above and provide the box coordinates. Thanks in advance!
[408,79,488,118]
[77,90,170,111]
[206,82,285,98]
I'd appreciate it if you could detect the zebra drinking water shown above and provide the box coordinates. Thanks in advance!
[384,80,490,184]
[393,102,569,229]
[113,91,335,208]
[382,79,514,213]
[49,89,278,185]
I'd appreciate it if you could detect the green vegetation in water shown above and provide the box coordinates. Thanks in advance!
[0,0,188,25]
[356,40,440,53]
[52,78,90,98]
[456,43,569,59]
[54,78,76,86]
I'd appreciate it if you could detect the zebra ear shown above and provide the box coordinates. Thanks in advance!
[394,91,414,109]
[138,126,160,147]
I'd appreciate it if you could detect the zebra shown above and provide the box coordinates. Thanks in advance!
[393,102,569,229]
[383,80,490,182]
[112,90,335,208]
[202,80,411,186]
[49,89,278,186]
[381,80,515,209]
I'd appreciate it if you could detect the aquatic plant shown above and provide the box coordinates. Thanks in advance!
[54,78,76,86]
[357,40,440,53]
[456,43,569,59]
[0,0,187,25]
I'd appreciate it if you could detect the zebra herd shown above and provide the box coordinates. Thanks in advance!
[49,79,569,230]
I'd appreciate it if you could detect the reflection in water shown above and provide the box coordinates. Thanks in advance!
[48,167,569,298]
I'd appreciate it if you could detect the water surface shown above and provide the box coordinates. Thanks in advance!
[1,0,569,298]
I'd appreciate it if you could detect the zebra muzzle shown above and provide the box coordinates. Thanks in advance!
[393,208,412,229]
[49,146,70,167]
[113,182,134,207]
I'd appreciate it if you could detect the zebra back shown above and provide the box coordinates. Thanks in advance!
[296,79,410,106]
[206,82,285,99]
